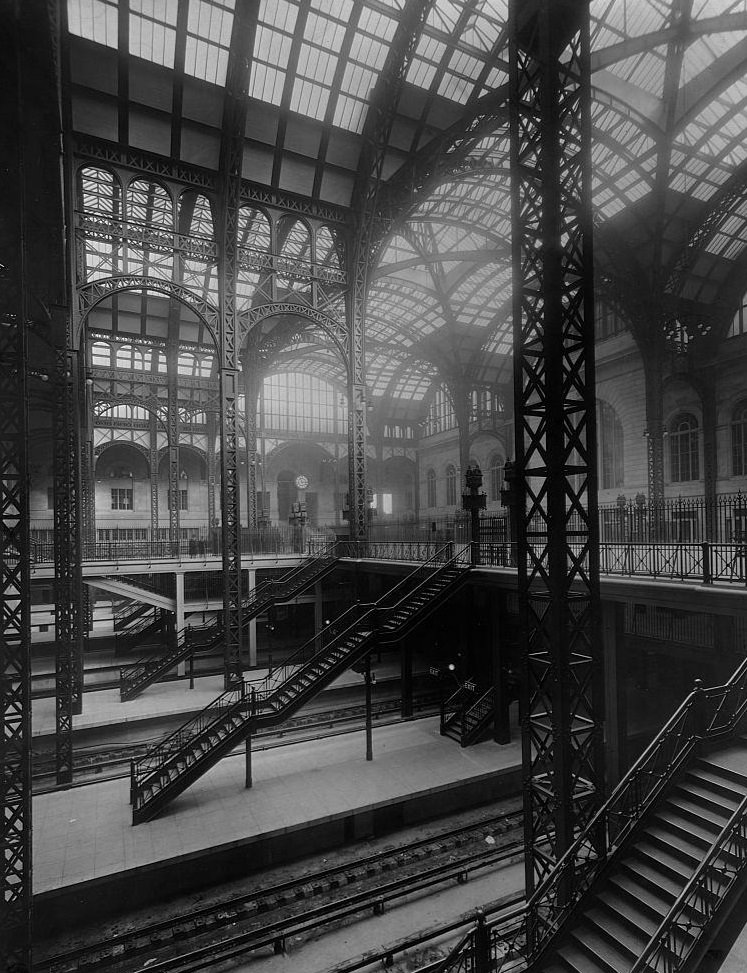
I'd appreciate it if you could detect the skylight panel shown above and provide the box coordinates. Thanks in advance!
[130,0,178,68]
[462,3,504,52]
[426,0,463,35]
[185,0,233,85]
[250,4,297,105]
[68,0,118,48]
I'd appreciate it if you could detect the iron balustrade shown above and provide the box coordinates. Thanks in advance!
[247,601,376,705]
[130,681,253,809]
[629,793,747,973]
[436,657,747,972]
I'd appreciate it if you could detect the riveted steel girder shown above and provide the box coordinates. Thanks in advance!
[509,0,604,896]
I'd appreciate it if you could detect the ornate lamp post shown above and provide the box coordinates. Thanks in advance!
[462,463,486,566]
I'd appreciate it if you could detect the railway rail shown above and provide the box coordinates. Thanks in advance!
[35,803,524,973]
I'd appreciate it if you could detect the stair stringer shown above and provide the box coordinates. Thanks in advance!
[377,567,471,644]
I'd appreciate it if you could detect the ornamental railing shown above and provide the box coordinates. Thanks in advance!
[436,657,747,972]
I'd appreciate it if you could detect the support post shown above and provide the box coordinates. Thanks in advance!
[175,572,186,677]
[245,730,253,788]
[365,653,373,762]
[509,0,604,897]
[400,641,413,718]
[602,601,625,787]
[492,600,511,745]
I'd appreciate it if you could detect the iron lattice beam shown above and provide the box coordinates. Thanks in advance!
[509,0,604,895]
[216,0,257,686]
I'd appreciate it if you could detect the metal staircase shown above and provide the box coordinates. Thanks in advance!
[436,659,747,973]
[118,542,343,701]
[114,606,168,657]
[130,546,470,823]
[119,620,215,701]
[441,684,496,747]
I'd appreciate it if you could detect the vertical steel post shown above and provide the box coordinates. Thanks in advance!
[509,0,604,896]
[166,337,181,555]
[365,653,373,762]
[54,346,83,783]
[216,3,256,686]
[0,6,32,963]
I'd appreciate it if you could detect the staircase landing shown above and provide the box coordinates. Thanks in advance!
[33,718,522,935]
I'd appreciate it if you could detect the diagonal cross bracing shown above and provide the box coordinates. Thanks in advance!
[509,0,605,899]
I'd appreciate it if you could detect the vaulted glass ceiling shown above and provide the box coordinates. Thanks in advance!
[67,0,747,423]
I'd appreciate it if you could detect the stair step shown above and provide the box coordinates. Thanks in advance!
[645,825,708,865]
[561,925,630,973]
[697,755,747,789]
[677,779,740,819]
[595,891,661,939]
[632,842,693,885]
[585,903,649,958]
[657,807,721,846]
[607,871,674,920]
[685,767,745,805]
[667,791,732,830]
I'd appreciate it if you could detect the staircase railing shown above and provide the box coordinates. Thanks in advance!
[436,656,747,972]
[440,684,472,736]
[248,601,376,705]
[375,540,467,609]
[115,609,166,656]
[240,540,339,619]
[461,687,495,746]
[113,598,152,631]
[119,619,216,700]
[131,680,253,801]
[630,792,747,973]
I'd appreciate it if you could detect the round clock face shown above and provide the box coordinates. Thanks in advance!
[295,474,309,490]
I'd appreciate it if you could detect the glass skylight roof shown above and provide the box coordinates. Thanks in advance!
[66,0,747,418]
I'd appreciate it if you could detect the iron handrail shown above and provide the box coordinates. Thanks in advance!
[377,544,468,610]
[463,688,495,734]
[247,601,377,704]
[131,681,250,786]
[119,620,215,689]
[629,791,747,973]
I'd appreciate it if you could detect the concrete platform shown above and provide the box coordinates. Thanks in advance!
[33,717,521,933]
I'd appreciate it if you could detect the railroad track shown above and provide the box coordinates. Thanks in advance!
[35,803,524,973]
[32,695,440,790]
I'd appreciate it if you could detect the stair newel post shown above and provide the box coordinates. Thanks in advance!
[472,908,492,973]
[129,760,136,807]
[693,678,707,739]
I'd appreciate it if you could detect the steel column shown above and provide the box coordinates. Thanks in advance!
[216,1,257,686]
[166,337,181,551]
[509,0,604,895]
[149,410,159,540]
[242,360,261,529]
[0,5,32,963]
[54,347,84,783]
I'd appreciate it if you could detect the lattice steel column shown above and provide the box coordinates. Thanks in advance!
[509,0,604,895]
[0,5,32,963]
[54,346,84,784]
[242,359,261,529]
[166,337,181,552]
[346,291,369,543]
[216,1,256,686]
[149,410,159,541]
[206,410,217,530]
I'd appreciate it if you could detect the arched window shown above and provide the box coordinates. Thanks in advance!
[426,468,437,508]
[598,401,624,489]
[91,341,111,367]
[238,206,271,252]
[732,402,747,475]
[445,464,457,505]
[670,413,699,482]
[115,344,145,370]
[489,452,504,502]
[424,386,457,436]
